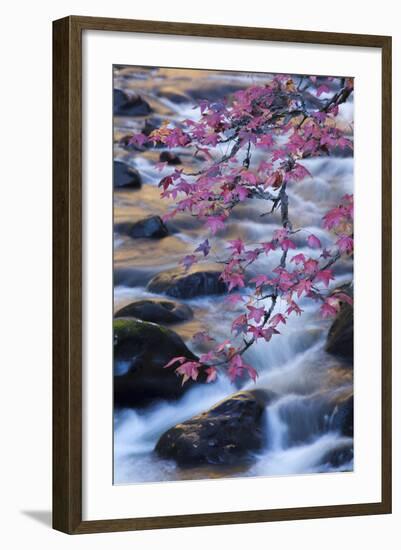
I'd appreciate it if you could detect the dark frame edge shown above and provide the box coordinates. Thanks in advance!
[381,35,392,516]
[74,502,388,534]
[52,15,392,535]
[53,15,83,535]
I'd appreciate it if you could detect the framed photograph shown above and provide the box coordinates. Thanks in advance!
[53,16,392,534]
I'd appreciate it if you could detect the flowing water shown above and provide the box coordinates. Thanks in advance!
[113,67,354,484]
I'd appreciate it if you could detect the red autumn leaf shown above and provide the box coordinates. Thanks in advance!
[205,367,218,383]
[247,305,265,324]
[163,356,187,369]
[307,234,322,249]
[314,269,335,287]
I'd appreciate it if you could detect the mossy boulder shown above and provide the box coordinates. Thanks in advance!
[114,318,202,408]
[147,264,227,299]
[155,390,275,466]
[114,298,193,324]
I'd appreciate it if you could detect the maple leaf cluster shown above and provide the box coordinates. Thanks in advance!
[130,74,354,384]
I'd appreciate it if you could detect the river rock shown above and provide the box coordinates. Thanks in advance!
[116,216,168,239]
[114,88,152,116]
[114,318,202,408]
[320,441,354,468]
[272,389,353,446]
[113,160,142,189]
[155,390,274,466]
[186,83,245,103]
[159,151,181,165]
[330,392,354,437]
[114,298,193,324]
[326,301,353,362]
[147,264,227,298]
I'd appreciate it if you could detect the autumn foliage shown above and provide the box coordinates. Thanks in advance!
[130,74,354,385]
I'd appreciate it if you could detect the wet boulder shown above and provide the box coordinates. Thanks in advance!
[320,441,354,469]
[155,390,274,466]
[326,301,353,363]
[159,151,181,165]
[186,83,245,103]
[114,318,203,408]
[330,392,354,437]
[147,264,227,298]
[270,389,354,446]
[116,215,168,239]
[114,298,193,324]
[114,88,152,116]
[113,160,142,189]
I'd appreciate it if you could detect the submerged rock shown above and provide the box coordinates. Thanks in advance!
[147,264,227,298]
[326,301,353,363]
[155,390,275,466]
[114,298,193,324]
[114,318,202,407]
[114,88,152,116]
[113,160,142,189]
[116,215,168,239]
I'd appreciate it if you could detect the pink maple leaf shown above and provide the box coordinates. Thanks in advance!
[205,215,226,235]
[241,171,258,185]
[294,278,313,298]
[245,364,258,382]
[261,241,276,255]
[199,351,217,364]
[228,238,245,255]
[320,248,332,259]
[269,313,287,327]
[323,207,346,230]
[194,239,211,257]
[244,248,261,263]
[205,367,218,383]
[250,274,270,288]
[224,272,245,292]
[181,255,198,271]
[129,132,148,147]
[286,300,303,316]
[307,234,322,249]
[231,314,248,335]
[320,301,339,318]
[281,238,296,251]
[336,235,354,254]
[164,356,187,369]
[247,305,265,324]
[176,361,201,385]
[247,326,267,339]
[263,326,280,342]
[235,185,250,201]
[314,269,335,287]
[304,258,319,275]
[291,253,306,265]
[316,84,330,97]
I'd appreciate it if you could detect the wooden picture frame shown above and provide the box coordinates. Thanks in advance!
[53,15,392,534]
